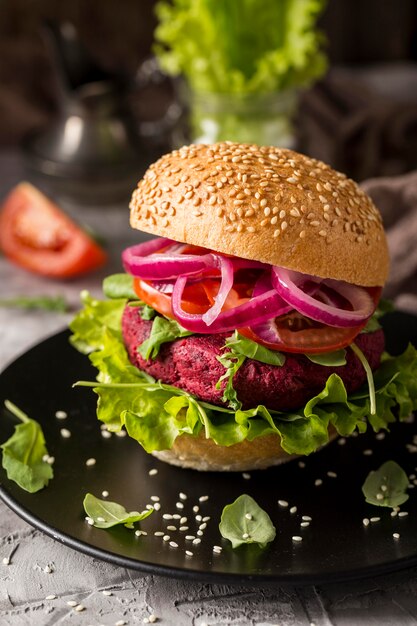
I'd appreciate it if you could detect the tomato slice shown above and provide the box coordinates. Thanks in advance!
[0,182,107,278]
[133,278,212,316]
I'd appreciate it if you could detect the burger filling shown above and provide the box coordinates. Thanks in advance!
[70,237,417,457]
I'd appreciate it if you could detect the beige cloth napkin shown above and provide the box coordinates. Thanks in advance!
[362,170,417,313]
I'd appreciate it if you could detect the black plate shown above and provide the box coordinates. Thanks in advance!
[1,312,417,585]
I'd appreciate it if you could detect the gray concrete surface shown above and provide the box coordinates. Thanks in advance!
[1,151,417,625]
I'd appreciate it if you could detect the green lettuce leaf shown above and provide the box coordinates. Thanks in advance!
[219,494,276,548]
[154,0,327,94]
[71,294,417,457]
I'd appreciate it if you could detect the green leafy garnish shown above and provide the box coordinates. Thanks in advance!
[362,461,409,508]
[361,299,395,334]
[83,493,153,529]
[70,294,417,457]
[0,295,68,312]
[1,401,54,493]
[102,274,138,300]
[138,316,193,360]
[219,494,276,548]
[216,332,285,409]
[306,350,347,367]
[154,0,327,95]
[140,304,157,321]
[350,343,376,416]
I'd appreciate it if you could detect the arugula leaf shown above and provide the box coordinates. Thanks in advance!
[219,494,276,548]
[306,350,346,367]
[0,295,67,312]
[83,493,153,529]
[225,332,285,366]
[216,332,285,410]
[102,274,138,300]
[154,0,327,94]
[138,316,193,360]
[350,343,376,416]
[1,401,53,493]
[362,461,409,508]
[140,304,157,320]
[361,299,395,334]
[70,295,417,457]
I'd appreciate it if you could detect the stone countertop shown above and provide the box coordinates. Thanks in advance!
[1,151,417,626]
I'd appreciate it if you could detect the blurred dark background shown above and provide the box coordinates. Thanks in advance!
[1,0,417,180]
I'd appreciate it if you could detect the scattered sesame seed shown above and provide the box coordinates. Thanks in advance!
[67,600,78,607]
[363,449,373,456]
[149,615,157,624]
[242,472,251,480]
[86,517,94,526]
[74,604,85,612]
[102,491,109,498]
[150,496,160,502]
[202,516,210,522]
[338,438,346,446]
[167,526,177,531]
[154,532,164,537]
[242,533,249,539]
[245,514,253,520]
[2,557,10,566]
[185,535,195,540]
[115,430,127,438]
[298,461,306,468]
[60,428,71,439]
[376,432,385,441]
[44,565,52,574]
[180,517,187,524]
[197,530,204,537]
[393,533,400,539]
[290,506,297,514]
[115,621,126,626]
[154,503,161,511]
[185,550,193,556]
[192,538,201,545]
[169,541,178,548]
[163,535,170,542]
[101,430,112,439]
[199,495,209,502]
[370,517,381,523]
[149,469,158,476]
[195,515,202,522]
[55,410,67,419]
[398,511,409,517]
[391,510,398,518]
[179,492,187,500]
[278,500,289,507]
[102,590,113,596]
[179,526,189,532]
[193,506,199,513]
[146,504,153,510]
[314,479,323,487]
[292,536,303,543]
[327,471,337,478]
[46,594,57,600]
[300,522,310,528]
[376,493,384,501]
[172,514,181,520]
[199,523,207,530]
[86,458,96,467]
[163,514,173,520]
[176,502,184,510]
[97,517,105,523]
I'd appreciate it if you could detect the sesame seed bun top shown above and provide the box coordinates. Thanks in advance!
[129,142,389,286]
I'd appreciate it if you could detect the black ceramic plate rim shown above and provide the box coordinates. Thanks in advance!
[1,325,417,585]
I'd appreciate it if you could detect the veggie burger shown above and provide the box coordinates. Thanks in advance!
[71,142,416,471]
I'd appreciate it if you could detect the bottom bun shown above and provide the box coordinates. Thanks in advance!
[152,429,338,472]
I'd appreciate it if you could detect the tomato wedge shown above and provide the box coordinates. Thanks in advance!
[0,182,107,278]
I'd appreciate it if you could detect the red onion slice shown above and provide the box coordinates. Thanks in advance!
[202,256,234,325]
[122,238,217,280]
[172,275,290,334]
[272,267,375,328]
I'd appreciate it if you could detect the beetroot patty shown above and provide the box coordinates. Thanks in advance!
[122,306,385,412]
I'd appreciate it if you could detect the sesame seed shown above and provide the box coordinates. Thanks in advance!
[86,517,94,526]
[154,503,161,511]
[163,514,173,520]
[86,458,96,467]
[2,557,10,565]
[55,410,67,419]
[195,515,202,522]
[393,533,400,539]
[185,535,195,540]
[299,230,306,239]
[290,506,297,514]
[363,449,373,456]
[370,517,381,523]
[281,221,288,231]
[180,517,187,524]
[298,461,306,468]
[245,514,253,520]
[202,516,210,522]
[115,621,126,626]
[167,526,177,531]
[101,430,111,439]
[44,565,52,573]
[199,523,207,530]
[74,605,85,612]
[67,600,77,607]
[376,432,386,441]
[327,471,337,478]
[314,479,323,487]
[318,230,327,237]
[115,429,127,438]
[149,469,158,476]
[197,530,204,537]
[46,595,57,600]
[149,615,157,624]
[292,536,303,543]
[169,541,178,548]
[163,535,170,542]
[154,532,164,537]
[199,495,209,502]
[302,515,312,522]
[102,590,113,596]
[242,533,249,539]
[176,502,184,509]
[179,526,189,532]
[179,492,187,500]
[338,438,346,445]
[192,538,201,545]
[150,496,160,502]
[60,428,71,439]
[398,511,409,517]
[300,522,310,528]
[172,514,181,519]
[185,550,193,556]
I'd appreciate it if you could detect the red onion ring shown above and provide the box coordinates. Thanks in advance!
[272,267,374,327]
[172,275,290,333]
[202,256,234,325]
